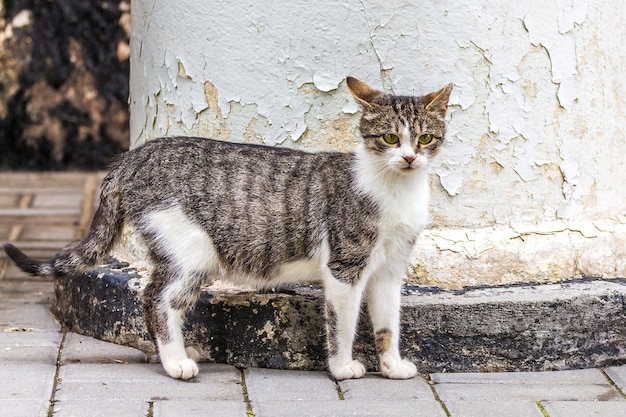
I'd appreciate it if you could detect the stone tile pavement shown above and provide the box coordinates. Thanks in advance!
[1,172,626,416]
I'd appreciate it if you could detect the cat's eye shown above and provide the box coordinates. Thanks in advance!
[418,134,433,145]
[383,133,400,145]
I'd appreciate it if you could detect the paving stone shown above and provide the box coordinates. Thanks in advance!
[432,368,624,403]
[252,399,447,417]
[434,383,622,402]
[153,400,248,417]
[18,224,77,241]
[56,363,242,401]
[444,400,545,417]
[53,399,148,417]
[542,401,626,417]
[339,373,434,400]
[0,224,11,240]
[431,369,620,402]
[0,331,61,363]
[0,207,81,223]
[0,194,20,209]
[431,369,608,385]
[61,333,147,364]
[0,279,55,302]
[0,301,60,331]
[0,363,55,416]
[0,399,49,417]
[605,365,626,392]
[245,368,338,402]
[32,193,84,208]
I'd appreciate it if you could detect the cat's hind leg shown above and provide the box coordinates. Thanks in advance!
[143,266,204,380]
[323,275,367,380]
[140,204,219,379]
[366,274,417,379]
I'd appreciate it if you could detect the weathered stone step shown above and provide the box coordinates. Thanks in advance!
[53,262,626,373]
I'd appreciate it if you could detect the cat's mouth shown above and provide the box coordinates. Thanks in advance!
[400,164,416,172]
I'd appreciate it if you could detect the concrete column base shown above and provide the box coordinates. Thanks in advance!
[53,261,626,373]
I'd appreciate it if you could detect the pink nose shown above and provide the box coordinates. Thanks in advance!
[403,155,415,164]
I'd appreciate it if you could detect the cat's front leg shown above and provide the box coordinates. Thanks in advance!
[366,274,417,379]
[323,277,367,380]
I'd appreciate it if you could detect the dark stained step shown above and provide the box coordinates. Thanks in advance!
[53,261,626,373]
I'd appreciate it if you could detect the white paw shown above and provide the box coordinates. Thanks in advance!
[185,346,201,362]
[329,359,366,380]
[163,358,199,380]
[380,357,417,380]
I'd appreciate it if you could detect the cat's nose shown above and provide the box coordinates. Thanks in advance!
[403,155,415,164]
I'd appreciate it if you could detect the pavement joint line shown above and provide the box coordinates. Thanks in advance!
[536,401,551,417]
[601,368,626,400]
[334,379,346,400]
[146,401,154,417]
[425,374,452,417]
[48,331,67,417]
[239,368,255,417]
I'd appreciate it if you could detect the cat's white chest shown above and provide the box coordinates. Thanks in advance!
[380,179,429,233]
[376,182,429,266]
[361,169,430,235]
[356,163,431,278]
[353,145,430,235]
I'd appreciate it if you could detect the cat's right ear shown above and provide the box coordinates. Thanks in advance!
[424,83,454,116]
[346,77,384,107]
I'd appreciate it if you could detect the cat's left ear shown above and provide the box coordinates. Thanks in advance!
[424,83,454,116]
[346,77,385,107]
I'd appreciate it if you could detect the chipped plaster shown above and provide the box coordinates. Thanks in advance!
[130,0,626,287]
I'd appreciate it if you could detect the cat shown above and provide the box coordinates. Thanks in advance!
[3,77,453,381]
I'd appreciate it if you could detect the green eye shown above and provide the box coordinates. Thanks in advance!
[383,133,400,144]
[418,134,433,145]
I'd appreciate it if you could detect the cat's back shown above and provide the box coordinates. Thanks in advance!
[119,136,347,175]
[111,136,357,212]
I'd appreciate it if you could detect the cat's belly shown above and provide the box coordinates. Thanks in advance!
[141,204,328,287]
[262,257,324,285]
[221,240,330,287]
[140,203,419,289]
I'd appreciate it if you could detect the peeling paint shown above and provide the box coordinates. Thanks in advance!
[412,217,626,288]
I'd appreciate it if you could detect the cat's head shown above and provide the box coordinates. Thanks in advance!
[347,76,453,174]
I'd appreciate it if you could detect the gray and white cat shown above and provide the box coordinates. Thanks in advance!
[4,77,452,381]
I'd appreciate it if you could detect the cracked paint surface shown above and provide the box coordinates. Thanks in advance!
[130,0,625,287]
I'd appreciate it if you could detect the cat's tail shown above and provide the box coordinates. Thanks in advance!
[3,172,123,277]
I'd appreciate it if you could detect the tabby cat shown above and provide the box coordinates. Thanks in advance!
[4,77,453,380]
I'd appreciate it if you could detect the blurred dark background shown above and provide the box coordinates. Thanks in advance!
[0,0,130,170]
